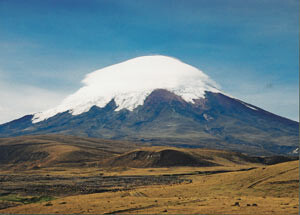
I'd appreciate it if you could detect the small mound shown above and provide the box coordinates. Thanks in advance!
[107,148,218,168]
[106,147,293,168]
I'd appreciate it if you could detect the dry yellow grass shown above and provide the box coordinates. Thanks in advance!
[1,160,298,214]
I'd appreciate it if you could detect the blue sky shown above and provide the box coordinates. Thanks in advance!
[0,0,298,123]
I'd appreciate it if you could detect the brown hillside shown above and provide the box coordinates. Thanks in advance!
[0,135,296,170]
[0,135,139,169]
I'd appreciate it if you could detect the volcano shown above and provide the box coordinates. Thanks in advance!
[0,56,298,155]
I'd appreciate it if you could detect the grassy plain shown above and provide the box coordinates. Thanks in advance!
[0,135,298,214]
[0,160,298,214]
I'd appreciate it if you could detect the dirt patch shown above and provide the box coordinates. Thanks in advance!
[0,174,188,197]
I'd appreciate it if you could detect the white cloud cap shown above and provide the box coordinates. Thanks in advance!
[33,55,221,123]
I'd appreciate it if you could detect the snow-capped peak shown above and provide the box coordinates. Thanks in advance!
[32,55,221,123]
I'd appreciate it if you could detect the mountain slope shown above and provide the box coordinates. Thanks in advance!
[0,90,297,155]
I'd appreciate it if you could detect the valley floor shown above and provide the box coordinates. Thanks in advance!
[0,160,298,215]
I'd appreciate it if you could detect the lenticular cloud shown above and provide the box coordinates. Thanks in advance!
[33,55,221,123]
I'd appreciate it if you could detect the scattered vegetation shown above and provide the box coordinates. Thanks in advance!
[0,135,298,214]
[0,194,55,204]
